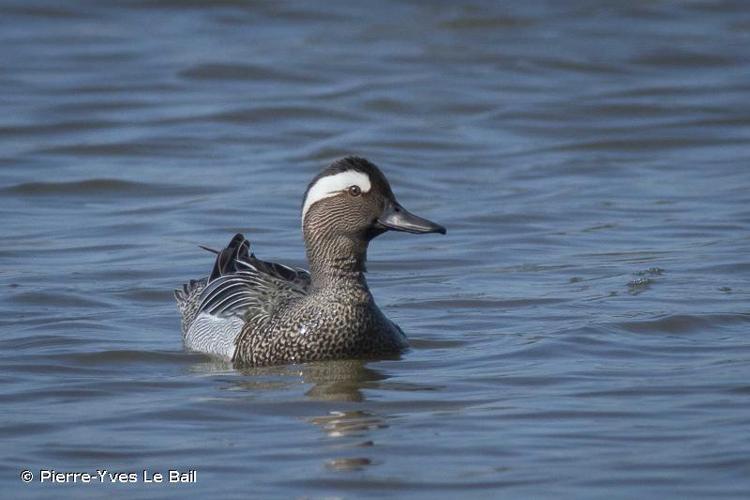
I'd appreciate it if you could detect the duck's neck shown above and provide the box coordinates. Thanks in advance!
[305,234,371,292]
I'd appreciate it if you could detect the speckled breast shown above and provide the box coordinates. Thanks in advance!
[233,295,408,367]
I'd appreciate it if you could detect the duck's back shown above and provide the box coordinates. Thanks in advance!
[175,234,310,361]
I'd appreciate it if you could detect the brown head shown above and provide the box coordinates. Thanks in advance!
[301,156,445,281]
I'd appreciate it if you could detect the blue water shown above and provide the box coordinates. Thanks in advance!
[1,1,749,498]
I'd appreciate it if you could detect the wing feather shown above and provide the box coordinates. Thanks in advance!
[195,234,310,324]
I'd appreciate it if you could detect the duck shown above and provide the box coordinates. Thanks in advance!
[175,156,446,367]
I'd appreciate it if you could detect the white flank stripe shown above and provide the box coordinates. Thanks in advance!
[302,170,371,222]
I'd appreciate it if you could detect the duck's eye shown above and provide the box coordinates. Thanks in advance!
[348,185,362,197]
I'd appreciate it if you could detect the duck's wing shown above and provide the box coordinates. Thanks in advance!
[196,233,310,323]
[175,233,250,334]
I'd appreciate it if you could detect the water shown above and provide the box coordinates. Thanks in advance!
[2,0,749,498]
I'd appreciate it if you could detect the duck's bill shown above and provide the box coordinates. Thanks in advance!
[376,201,446,235]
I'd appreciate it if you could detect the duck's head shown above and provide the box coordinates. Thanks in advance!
[301,157,445,275]
[302,156,445,239]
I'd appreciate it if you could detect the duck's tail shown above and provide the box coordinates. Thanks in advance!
[174,278,207,335]
[208,233,251,281]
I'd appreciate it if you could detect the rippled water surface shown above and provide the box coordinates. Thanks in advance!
[2,1,750,498]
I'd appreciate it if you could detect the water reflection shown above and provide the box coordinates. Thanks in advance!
[324,455,374,472]
[310,408,386,472]
[296,359,389,402]
[226,359,390,472]
[309,410,387,438]
[194,357,392,401]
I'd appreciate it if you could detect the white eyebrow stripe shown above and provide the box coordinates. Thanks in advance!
[302,170,371,222]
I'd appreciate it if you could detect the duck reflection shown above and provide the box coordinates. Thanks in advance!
[226,358,392,472]
[309,406,386,472]
[224,358,390,402]
[309,409,387,438]
[298,359,388,402]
